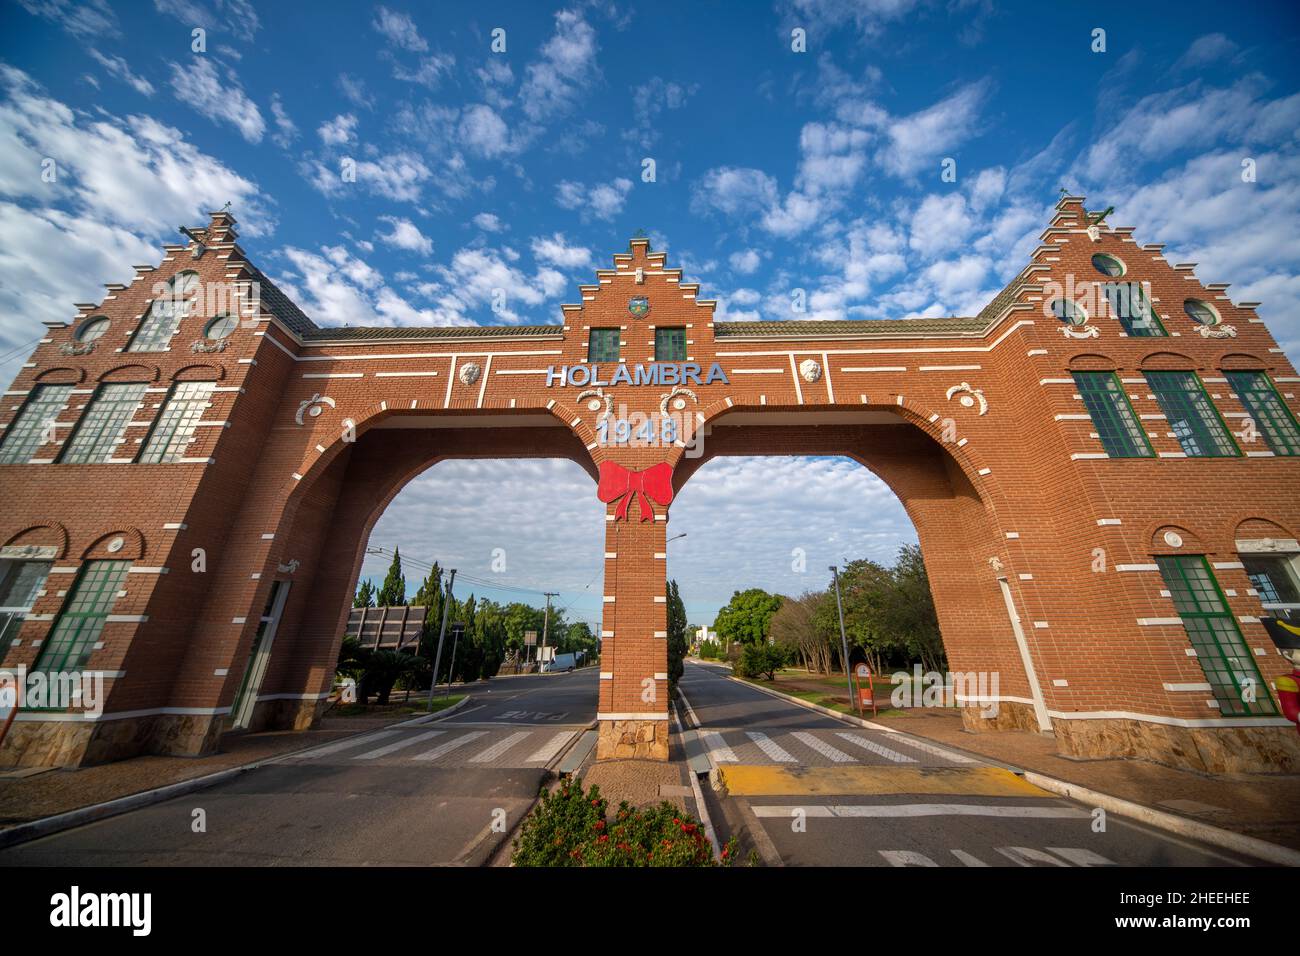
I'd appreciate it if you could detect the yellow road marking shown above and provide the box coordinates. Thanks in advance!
[718,765,1052,798]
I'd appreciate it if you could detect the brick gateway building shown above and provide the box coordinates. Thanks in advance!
[1,196,1298,774]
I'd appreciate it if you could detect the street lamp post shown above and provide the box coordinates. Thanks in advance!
[829,565,855,711]
[428,568,456,712]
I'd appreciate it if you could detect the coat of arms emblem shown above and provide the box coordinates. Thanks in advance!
[628,296,650,318]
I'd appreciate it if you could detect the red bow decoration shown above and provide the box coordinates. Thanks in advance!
[597,461,674,522]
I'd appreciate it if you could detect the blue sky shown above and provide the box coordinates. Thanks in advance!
[3,0,1299,627]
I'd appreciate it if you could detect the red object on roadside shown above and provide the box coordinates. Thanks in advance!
[852,663,877,718]
[0,671,19,750]
[1277,668,1299,731]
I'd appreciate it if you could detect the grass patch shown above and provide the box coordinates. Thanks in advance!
[329,693,465,718]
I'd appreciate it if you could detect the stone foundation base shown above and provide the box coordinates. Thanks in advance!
[0,712,224,768]
[596,718,669,760]
[246,696,327,734]
[1052,716,1300,774]
[960,701,1043,733]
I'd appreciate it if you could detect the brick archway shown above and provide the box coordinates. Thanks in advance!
[2,196,1299,773]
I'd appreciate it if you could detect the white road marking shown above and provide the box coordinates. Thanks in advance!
[880,850,938,867]
[470,730,531,763]
[290,730,401,759]
[996,846,1071,866]
[834,732,918,764]
[951,850,989,867]
[352,730,444,760]
[1045,847,1116,866]
[751,804,1090,819]
[526,731,576,764]
[412,731,487,762]
[745,731,797,763]
[701,731,738,763]
[791,732,856,763]
[880,734,976,764]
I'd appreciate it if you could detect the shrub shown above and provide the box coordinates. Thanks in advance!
[737,643,787,681]
[512,780,735,867]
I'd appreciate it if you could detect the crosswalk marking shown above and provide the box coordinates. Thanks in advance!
[791,731,855,763]
[745,731,797,762]
[352,730,445,760]
[879,848,1114,867]
[526,731,576,764]
[293,730,402,759]
[882,735,976,764]
[412,730,488,762]
[834,732,917,764]
[701,731,738,763]
[470,730,531,763]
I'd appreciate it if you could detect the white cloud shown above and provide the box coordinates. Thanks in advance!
[153,0,260,36]
[376,216,433,255]
[473,212,504,232]
[908,193,975,257]
[729,250,762,274]
[318,113,357,146]
[371,6,428,51]
[1175,33,1239,71]
[17,0,119,38]
[555,177,632,221]
[520,9,600,123]
[168,57,265,143]
[624,76,697,149]
[269,93,297,148]
[338,74,375,110]
[459,104,511,157]
[393,54,456,88]
[531,232,592,270]
[88,50,154,96]
[305,151,433,203]
[691,167,779,219]
[0,66,269,355]
[873,81,990,178]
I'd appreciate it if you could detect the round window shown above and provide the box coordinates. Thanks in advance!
[1091,253,1125,277]
[1184,298,1220,326]
[204,315,238,340]
[77,316,110,342]
[1050,299,1088,326]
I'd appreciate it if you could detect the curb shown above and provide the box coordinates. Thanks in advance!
[391,694,472,726]
[1021,772,1300,867]
[0,702,475,852]
[670,701,721,862]
[720,671,1300,866]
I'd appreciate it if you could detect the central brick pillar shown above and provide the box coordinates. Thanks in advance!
[595,500,670,760]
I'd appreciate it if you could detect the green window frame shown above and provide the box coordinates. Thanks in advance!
[0,384,72,464]
[139,381,215,463]
[1155,555,1277,717]
[33,560,131,676]
[1224,370,1300,456]
[127,301,182,352]
[1144,370,1239,457]
[1072,371,1153,457]
[1102,282,1167,337]
[587,328,620,363]
[61,383,149,464]
[655,327,686,362]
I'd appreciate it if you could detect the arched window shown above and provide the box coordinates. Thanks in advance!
[1050,298,1088,326]
[1091,253,1125,277]
[128,272,200,352]
[1184,298,1221,327]
[203,314,238,340]
[76,316,110,342]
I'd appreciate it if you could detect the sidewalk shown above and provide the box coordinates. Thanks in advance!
[0,714,395,830]
[869,709,1300,852]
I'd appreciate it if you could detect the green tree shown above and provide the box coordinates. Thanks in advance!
[564,621,597,659]
[377,548,406,607]
[666,579,687,691]
[353,578,376,608]
[714,588,783,646]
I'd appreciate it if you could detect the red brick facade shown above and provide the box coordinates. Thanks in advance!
[1,197,1298,772]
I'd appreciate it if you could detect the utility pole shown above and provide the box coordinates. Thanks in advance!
[428,569,456,712]
[829,565,855,711]
[540,592,558,666]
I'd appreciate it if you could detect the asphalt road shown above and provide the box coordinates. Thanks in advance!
[0,668,599,867]
[680,661,1260,868]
